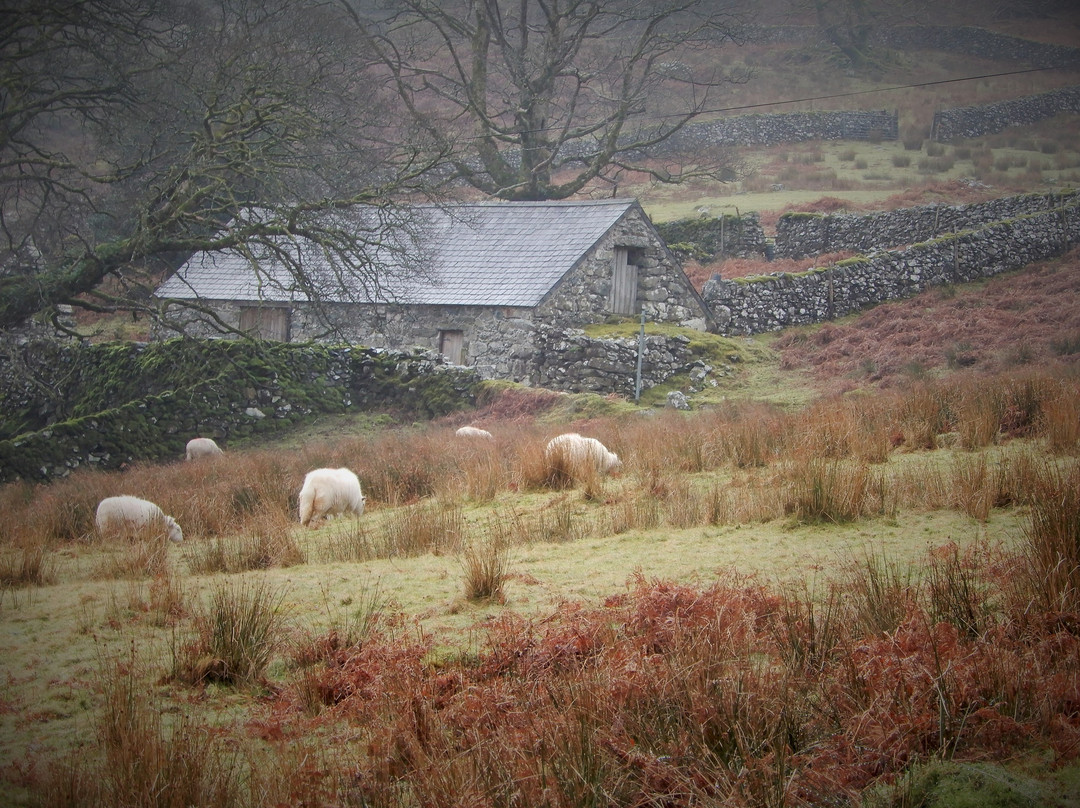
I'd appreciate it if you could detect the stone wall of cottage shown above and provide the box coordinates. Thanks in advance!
[525,325,732,398]
[156,300,540,381]
[537,206,709,330]
[774,190,1079,259]
[703,203,1080,336]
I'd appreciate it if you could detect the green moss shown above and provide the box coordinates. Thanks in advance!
[0,339,482,482]
[778,211,826,221]
[539,392,637,422]
[864,760,1080,808]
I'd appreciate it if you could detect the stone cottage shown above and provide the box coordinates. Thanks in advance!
[154,198,711,382]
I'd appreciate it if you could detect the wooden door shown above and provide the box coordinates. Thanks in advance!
[608,247,639,315]
[439,330,465,364]
[239,306,290,341]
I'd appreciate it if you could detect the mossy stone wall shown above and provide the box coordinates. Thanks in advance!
[0,340,480,482]
[703,202,1079,336]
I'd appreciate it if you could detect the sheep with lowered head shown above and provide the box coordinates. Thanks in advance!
[298,467,366,527]
[186,437,224,461]
[455,425,493,440]
[545,433,622,477]
[95,495,184,543]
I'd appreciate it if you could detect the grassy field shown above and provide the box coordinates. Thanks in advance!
[3,356,1080,805]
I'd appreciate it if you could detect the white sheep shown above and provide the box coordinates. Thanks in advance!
[95,495,184,543]
[455,425,494,440]
[186,437,224,461]
[298,467,366,527]
[545,433,622,476]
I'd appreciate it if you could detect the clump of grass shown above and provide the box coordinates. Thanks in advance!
[39,647,243,807]
[924,542,991,638]
[842,548,916,637]
[949,454,1005,521]
[148,570,189,627]
[321,518,376,562]
[1019,459,1080,613]
[608,491,663,534]
[174,578,286,686]
[1042,385,1080,454]
[898,382,954,450]
[534,497,593,544]
[93,532,173,580]
[186,515,305,573]
[381,500,464,557]
[782,456,885,524]
[0,541,57,589]
[773,579,847,673]
[460,534,512,602]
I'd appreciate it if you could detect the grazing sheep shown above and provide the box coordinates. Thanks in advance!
[95,495,184,543]
[298,467,366,527]
[455,425,494,440]
[545,433,622,476]
[185,437,223,461]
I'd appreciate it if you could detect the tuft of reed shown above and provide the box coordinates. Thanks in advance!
[948,453,1005,522]
[380,499,464,557]
[924,542,991,638]
[1019,459,1080,613]
[321,518,377,562]
[186,514,305,574]
[460,534,512,602]
[0,541,57,589]
[93,531,173,580]
[782,456,885,524]
[773,578,848,673]
[842,548,916,637]
[173,578,286,686]
[38,647,243,808]
[1042,383,1080,454]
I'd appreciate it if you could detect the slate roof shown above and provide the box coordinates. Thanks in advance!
[155,198,640,308]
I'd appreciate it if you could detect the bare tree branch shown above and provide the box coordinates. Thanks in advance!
[343,0,753,201]
[0,0,449,335]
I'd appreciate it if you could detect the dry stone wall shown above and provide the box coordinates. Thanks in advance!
[0,341,479,482]
[656,213,767,261]
[775,190,1079,259]
[666,109,898,150]
[704,202,1079,336]
[748,24,1080,70]
[526,325,724,399]
[871,26,1080,70]
[932,86,1080,143]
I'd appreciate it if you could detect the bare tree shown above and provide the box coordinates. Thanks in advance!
[801,0,928,74]
[342,0,753,201]
[0,0,447,337]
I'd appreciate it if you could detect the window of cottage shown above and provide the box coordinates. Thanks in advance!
[239,305,291,341]
[608,247,642,315]
[438,329,465,364]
